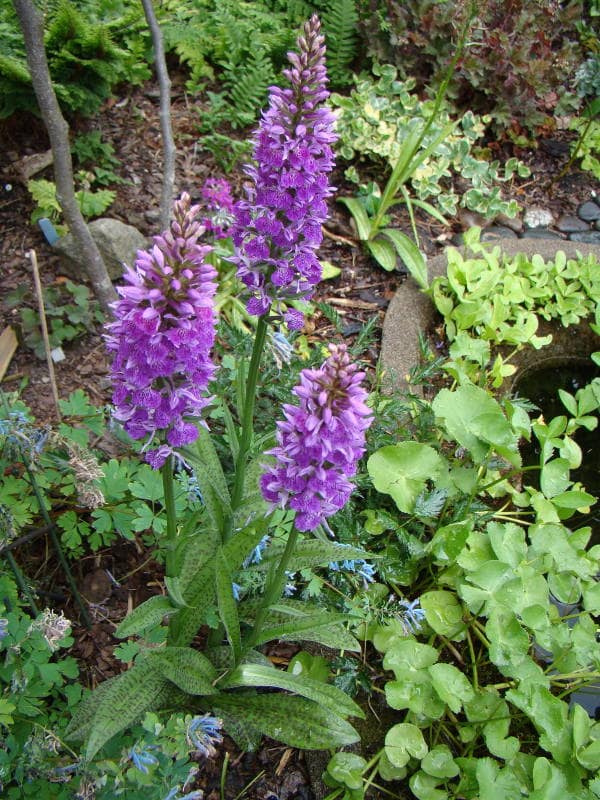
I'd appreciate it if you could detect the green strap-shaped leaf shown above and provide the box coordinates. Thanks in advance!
[215,548,241,662]
[254,540,371,573]
[83,659,172,760]
[205,646,272,671]
[177,520,221,595]
[223,663,364,720]
[238,598,359,651]
[255,612,355,648]
[212,690,360,749]
[168,559,217,647]
[182,424,231,509]
[170,524,269,647]
[146,647,218,694]
[65,676,120,743]
[338,196,372,240]
[382,228,428,290]
[115,595,177,639]
[367,237,397,271]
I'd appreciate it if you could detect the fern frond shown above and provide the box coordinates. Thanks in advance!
[322,0,359,89]
[223,49,276,128]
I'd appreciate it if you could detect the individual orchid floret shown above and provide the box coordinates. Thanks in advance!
[105,193,217,468]
[200,178,235,239]
[231,15,337,330]
[260,344,373,531]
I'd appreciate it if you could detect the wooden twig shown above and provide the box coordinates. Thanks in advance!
[13,0,116,311]
[28,249,61,421]
[141,0,176,228]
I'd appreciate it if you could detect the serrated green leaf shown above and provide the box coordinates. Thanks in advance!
[428,662,475,713]
[115,596,177,638]
[421,745,459,779]
[212,691,360,749]
[420,590,466,639]
[224,663,363,720]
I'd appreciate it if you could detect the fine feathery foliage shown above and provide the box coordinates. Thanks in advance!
[0,0,150,117]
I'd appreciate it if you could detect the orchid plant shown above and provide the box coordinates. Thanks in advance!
[66,17,371,760]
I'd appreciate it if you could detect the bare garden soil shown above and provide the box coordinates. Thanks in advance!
[0,71,599,798]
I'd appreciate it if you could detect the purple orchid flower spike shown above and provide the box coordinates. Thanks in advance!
[261,344,373,531]
[105,193,217,468]
[232,15,338,330]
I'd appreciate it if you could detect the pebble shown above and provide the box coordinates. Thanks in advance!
[456,195,600,246]
[556,215,591,233]
[523,206,554,228]
[481,226,518,241]
[495,212,523,233]
[568,231,600,244]
[521,229,565,240]
[577,200,600,222]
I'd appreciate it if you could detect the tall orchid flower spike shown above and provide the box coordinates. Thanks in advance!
[232,15,338,330]
[261,344,373,531]
[106,193,217,468]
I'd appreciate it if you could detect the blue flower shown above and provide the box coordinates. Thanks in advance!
[328,558,376,584]
[186,714,223,758]
[232,582,242,602]
[0,618,9,641]
[164,789,203,800]
[397,597,426,635]
[242,535,270,568]
[128,744,159,774]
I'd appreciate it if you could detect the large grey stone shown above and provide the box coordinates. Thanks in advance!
[53,218,148,281]
[381,238,600,393]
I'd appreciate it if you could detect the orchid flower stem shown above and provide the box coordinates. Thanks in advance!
[227,315,269,539]
[161,455,177,577]
[5,550,38,616]
[23,458,91,628]
[245,526,299,651]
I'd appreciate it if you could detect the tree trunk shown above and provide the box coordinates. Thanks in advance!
[141,0,176,229]
[12,0,117,312]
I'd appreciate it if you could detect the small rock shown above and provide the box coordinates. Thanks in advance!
[577,200,600,222]
[556,214,590,233]
[480,225,519,241]
[523,206,555,229]
[568,231,600,244]
[596,219,600,231]
[495,212,523,233]
[145,209,160,224]
[53,218,148,281]
[521,228,565,240]
[458,209,487,229]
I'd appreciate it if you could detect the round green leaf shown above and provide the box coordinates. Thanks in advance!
[421,745,459,779]
[326,752,367,791]
[368,443,443,513]
[420,590,466,639]
[385,722,428,768]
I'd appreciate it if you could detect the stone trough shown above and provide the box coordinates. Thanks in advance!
[381,237,600,392]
